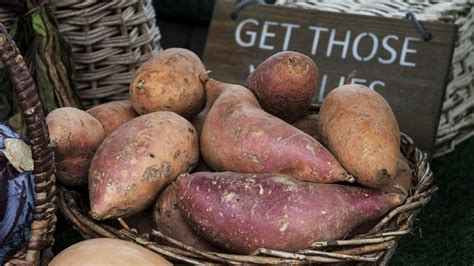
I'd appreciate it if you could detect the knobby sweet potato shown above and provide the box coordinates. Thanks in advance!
[175,172,401,254]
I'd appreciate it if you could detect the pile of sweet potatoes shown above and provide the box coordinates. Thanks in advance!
[49,48,412,255]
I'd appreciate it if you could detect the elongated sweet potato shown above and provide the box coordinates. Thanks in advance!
[245,51,318,123]
[129,48,206,119]
[89,111,199,220]
[87,100,138,135]
[153,185,220,252]
[319,84,400,188]
[175,172,401,254]
[47,107,105,186]
[292,114,320,141]
[200,76,350,183]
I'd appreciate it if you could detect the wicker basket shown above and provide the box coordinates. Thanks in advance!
[57,124,435,264]
[0,23,56,265]
[50,0,162,108]
[274,0,474,158]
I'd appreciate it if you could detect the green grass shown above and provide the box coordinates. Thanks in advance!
[52,138,474,264]
[391,137,474,265]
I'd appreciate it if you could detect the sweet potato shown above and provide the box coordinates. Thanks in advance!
[292,114,320,141]
[200,76,350,183]
[87,100,138,135]
[89,111,199,220]
[50,238,171,265]
[129,48,206,119]
[319,84,400,188]
[153,185,219,252]
[379,155,412,201]
[46,107,105,186]
[175,172,401,254]
[245,51,318,123]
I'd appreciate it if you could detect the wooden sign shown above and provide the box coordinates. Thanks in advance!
[202,0,456,156]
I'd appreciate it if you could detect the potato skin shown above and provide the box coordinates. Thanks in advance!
[175,172,401,254]
[245,51,318,123]
[153,185,220,252]
[379,155,412,201]
[292,114,320,141]
[50,238,171,266]
[87,100,138,135]
[319,84,400,188]
[129,48,206,119]
[89,111,199,220]
[201,78,349,183]
[46,107,105,186]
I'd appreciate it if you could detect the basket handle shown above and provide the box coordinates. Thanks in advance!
[0,23,56,265]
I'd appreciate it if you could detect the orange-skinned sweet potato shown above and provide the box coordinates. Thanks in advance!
[129,48,206,119]
[245,51,318,123]
[319,84,400,188]
[379,155,412,201]
[87,100,138,136]
[175,172,401,254]
[200,76,350,183]
[46,107,105,186]
[89,111,199,220]
[153,185,220,252]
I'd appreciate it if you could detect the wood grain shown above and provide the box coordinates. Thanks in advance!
[203,0,456,155]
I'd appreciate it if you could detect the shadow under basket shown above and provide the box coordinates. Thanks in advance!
[58,131,436,264]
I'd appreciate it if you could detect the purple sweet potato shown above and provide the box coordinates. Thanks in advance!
[319,84,400,188]
[175,172,401,254]
[153,185,220,252]
[89,111,199,220]
[200,76,350,183]
[245,51,318,123]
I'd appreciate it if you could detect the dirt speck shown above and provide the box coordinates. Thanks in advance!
[143,161,172,181]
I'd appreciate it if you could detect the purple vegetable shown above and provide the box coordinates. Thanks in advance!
[0,123,35,263]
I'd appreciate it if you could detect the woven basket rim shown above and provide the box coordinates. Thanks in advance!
[58,127,436,264]
[0,23,57,265]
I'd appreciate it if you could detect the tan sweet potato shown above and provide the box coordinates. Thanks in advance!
[245,51,318,123]
[292,114,320,141]
[87,100,138,135]
[46,107,105,186]
[175,172,401,254]
[50,238,171,265]
[153,185,220,252]
[129,48,206,119]
[89,111,199,220]
[379,155,412,201]
[319,84,400,188]
[200,76,350,183]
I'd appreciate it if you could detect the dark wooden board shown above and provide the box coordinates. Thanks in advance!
[202,0,456,155]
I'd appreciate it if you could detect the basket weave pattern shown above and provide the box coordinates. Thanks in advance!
[51,0,162,108]
[0,23,56,265]
[58,130,435,264]
[277,0,474,158]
